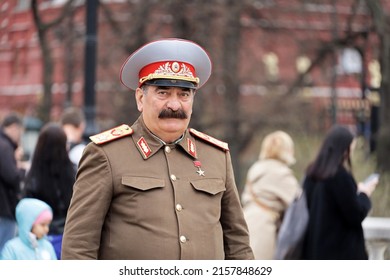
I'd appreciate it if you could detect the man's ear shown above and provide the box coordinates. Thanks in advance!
[135,88,144,112]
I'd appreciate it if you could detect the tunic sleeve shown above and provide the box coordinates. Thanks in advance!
[220,151,254,260]
[61,143,114,259]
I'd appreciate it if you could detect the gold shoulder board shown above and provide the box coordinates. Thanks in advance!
[90,124,133,145]
[189,128,229,151]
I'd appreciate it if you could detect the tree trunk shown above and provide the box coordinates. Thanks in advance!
[40,35,54,123]
[365,0,390,171]
[31,0,52,122]
[377,25,390,171]
[221,1,244,191]
[31,0,76,122]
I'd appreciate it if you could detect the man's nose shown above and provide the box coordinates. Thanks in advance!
[166,96,181,111]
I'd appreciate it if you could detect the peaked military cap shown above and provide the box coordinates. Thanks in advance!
[120,38,212,90]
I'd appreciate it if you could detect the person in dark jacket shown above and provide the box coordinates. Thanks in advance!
[0,112,28,252]
[23,122,76,259]
[60,107,87,167]
[302,125,377,260]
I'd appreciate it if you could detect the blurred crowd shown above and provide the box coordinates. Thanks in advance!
[0,107,86,260]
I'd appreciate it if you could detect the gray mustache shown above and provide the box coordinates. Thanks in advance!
[158,109,188,119]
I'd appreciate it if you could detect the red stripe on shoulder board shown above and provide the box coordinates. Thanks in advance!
[90,124,133,145]
[189,128,229,151]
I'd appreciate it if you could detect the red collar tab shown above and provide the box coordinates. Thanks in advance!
[187,138,197,158]
[137,137,152,159]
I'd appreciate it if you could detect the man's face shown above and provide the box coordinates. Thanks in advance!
[5,124,23,145]
[62,123,85,144]
[135,85,195,143]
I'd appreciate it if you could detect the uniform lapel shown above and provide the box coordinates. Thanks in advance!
[177,130,198,159]
[131,117,164,159]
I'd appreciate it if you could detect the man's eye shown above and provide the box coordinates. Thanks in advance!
[180,92,191,98]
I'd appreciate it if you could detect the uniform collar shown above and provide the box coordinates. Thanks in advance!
[131,116,198,160]
[177,131,198,159]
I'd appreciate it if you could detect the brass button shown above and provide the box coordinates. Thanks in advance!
[165,146,171,153]
[180,236,187,243]
[170,174,177,181]
[176,204,183,211]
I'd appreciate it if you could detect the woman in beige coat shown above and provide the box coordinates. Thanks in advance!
[241,131,301,259]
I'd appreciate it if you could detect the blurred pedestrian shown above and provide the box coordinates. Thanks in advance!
[62,38,254,260]
[241,131,301,259]
[302,125,377,259]
[60,107,87,166]
[0,112,28,252]
[0,198,57,260]
[23,122,76,259]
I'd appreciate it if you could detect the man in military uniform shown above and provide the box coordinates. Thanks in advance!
[62,38,254,260]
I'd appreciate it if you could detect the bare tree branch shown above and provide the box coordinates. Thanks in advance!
[284,30,372,95]
[31,0,78,122]
[32,0,76,31]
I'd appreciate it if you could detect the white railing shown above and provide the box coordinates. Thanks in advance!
[362,217,390,260]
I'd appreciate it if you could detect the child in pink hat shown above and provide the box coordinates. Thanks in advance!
[0,198,57,260]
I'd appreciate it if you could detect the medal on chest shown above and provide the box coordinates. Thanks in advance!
[193,160,205,176]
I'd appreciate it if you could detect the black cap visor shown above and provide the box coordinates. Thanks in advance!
[143,79,197,89]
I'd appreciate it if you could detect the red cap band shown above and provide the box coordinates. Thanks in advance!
[138,61,199,87]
